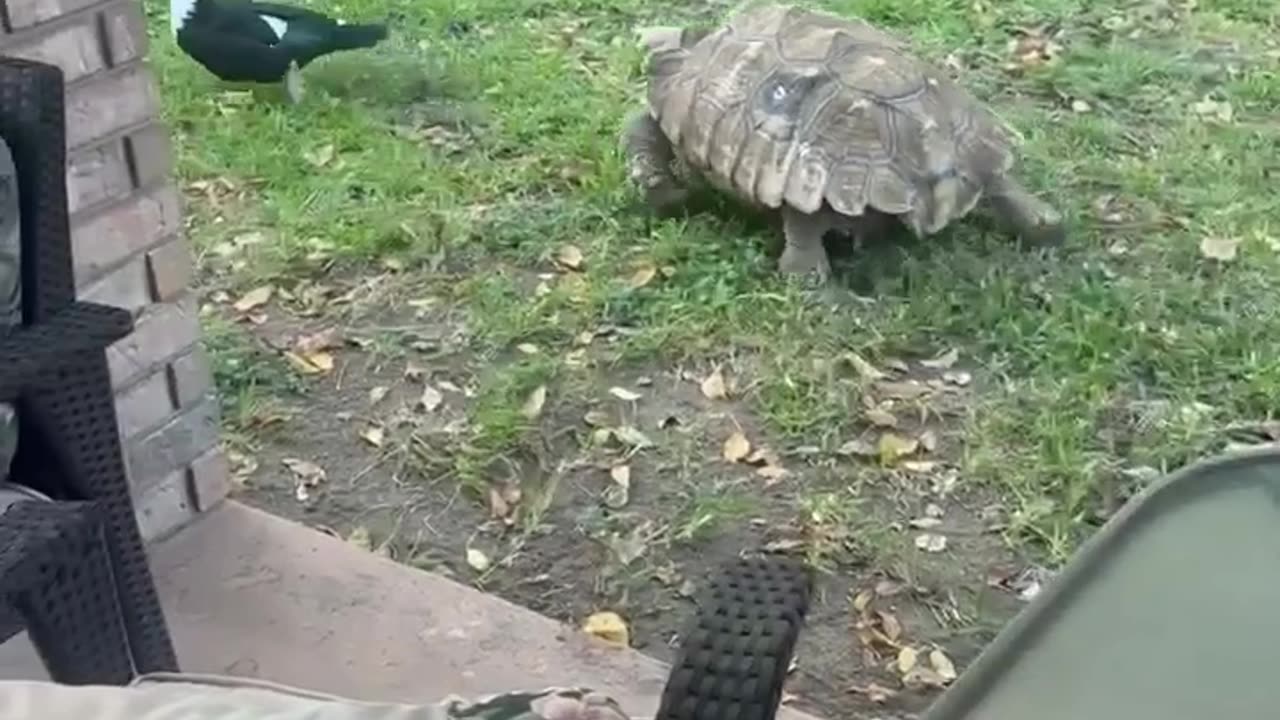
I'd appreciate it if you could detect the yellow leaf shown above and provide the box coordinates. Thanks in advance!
[843,352,887,380]
[609,386,643,401]
[930,649,958,683]
[877,610,902,642]
[555,244,585,270]
[521,385,548,419]
[303,351,334,373]
[722,431,751,462]
[465,547,491,572]
[878,432,919,464]
[897,646,919,675]
[920,348,960,369]
[232,285,274,312]
[626,263,657,288]
[852,589,873,613]
[360,427,385,448]
[700,367,728,399]
[283,350,327,375]
[1200,235,1241,261]
[582,611,630,647]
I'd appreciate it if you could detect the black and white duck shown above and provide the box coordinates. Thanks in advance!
[170,0,389,103]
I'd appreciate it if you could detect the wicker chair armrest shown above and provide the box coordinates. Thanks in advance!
[0,301,133,400]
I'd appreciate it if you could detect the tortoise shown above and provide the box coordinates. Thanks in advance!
[620,3,1065,283]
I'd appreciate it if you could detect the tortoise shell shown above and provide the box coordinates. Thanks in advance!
[645,3,1020,236]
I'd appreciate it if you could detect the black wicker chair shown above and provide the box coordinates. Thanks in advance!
[0,57,178,684]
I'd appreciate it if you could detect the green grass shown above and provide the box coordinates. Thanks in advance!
[151,0,1280,564]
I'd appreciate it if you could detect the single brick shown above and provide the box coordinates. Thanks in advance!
[2,16,105,84]
[189,445,231,512]
[132,468,195,544]
[100,0,149,67]
[67,139,132,215]
[126,395,221,494]
[124,124,174,188]
[107,294,201,389]
[114,366,175,440]
[167,345,215,409]
[5,0,102,30]
[78,254,150,315]
[71,183,180,284]
[145,236,193,302]
[65,65,158,150]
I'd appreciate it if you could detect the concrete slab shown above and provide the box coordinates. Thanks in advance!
[0,502,822,719]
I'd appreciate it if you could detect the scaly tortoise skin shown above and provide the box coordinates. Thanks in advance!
[621,3,1065,284]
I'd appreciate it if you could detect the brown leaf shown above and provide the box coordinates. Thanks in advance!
[875,380,932,400]
[581,611,629,647]
[877,610,902,642]
[914,533,948,553]
[608,386,643,402]
[848,683,897,704]
[930,649,958,683]
[843,352,887,381]
[897,646,919,675]
[837,438,878,458]
[756,464,790,486]
[1200,235,1241,261]
[283,458,326,502]
[418,384,444,412]
[232,285,274,312]
[521,385,548,419]
[284,350,332,375]
[603,464,632,509]
[360,426,386,448]
[626,263,657,289]
[852,589,874,613]
[866,407,898,427]
[878,432,919,464]
[700,367,729,400]
[294,327,342,354]
[722,431,752,462]
[555,244,585,270]
[920,348,959,369]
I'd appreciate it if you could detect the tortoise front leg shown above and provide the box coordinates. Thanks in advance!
[620,110,689,216]
[779,206,834,284]
[984,174,1066,248]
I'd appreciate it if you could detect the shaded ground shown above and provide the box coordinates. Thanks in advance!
[147,0,1279,717]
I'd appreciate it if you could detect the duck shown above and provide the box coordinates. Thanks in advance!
[170,0,389,103]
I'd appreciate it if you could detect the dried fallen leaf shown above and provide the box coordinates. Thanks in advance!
[609,386,643,402]
[368,386,390,406]
[848,683,897,704]
[722,431,752,462]
[837,437,878,458]
[897,646,919,675]
[875,380,932,400]
[852,589,874,613]
[283,458,326,502]
[582,611,629,647]
[419,384,444,412]
[346,525,373,551]
[303,143,335,167]
[943,370,972,387]
[465,547,491,572]
[877,610,902,642]
[914,533,948,553]
[626,263,657,289]
[603,464,632,509]
[866,407,898,427]
[521,385,548,419]
[1199,235,1241,261]
[700,368,729,400]
[843,352,887,380]
[921,348,959,369]
[878,432,920,464]
[555,244,585,270]
[294,328,342,354]
[360,426,386,448]
[930,649,958,682]
[232,285,273,312]
[756,464,790,485]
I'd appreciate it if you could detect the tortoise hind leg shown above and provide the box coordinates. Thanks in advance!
[984,174,1066,248]
[620,110,689,216]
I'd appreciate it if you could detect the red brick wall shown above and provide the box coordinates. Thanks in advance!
[1,0,227,541]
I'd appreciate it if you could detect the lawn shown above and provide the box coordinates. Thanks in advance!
[147,0,1278,715]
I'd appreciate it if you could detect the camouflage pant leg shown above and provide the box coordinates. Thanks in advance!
[0,135,19,482]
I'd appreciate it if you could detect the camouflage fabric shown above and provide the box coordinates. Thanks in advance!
[0,136,18,483]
